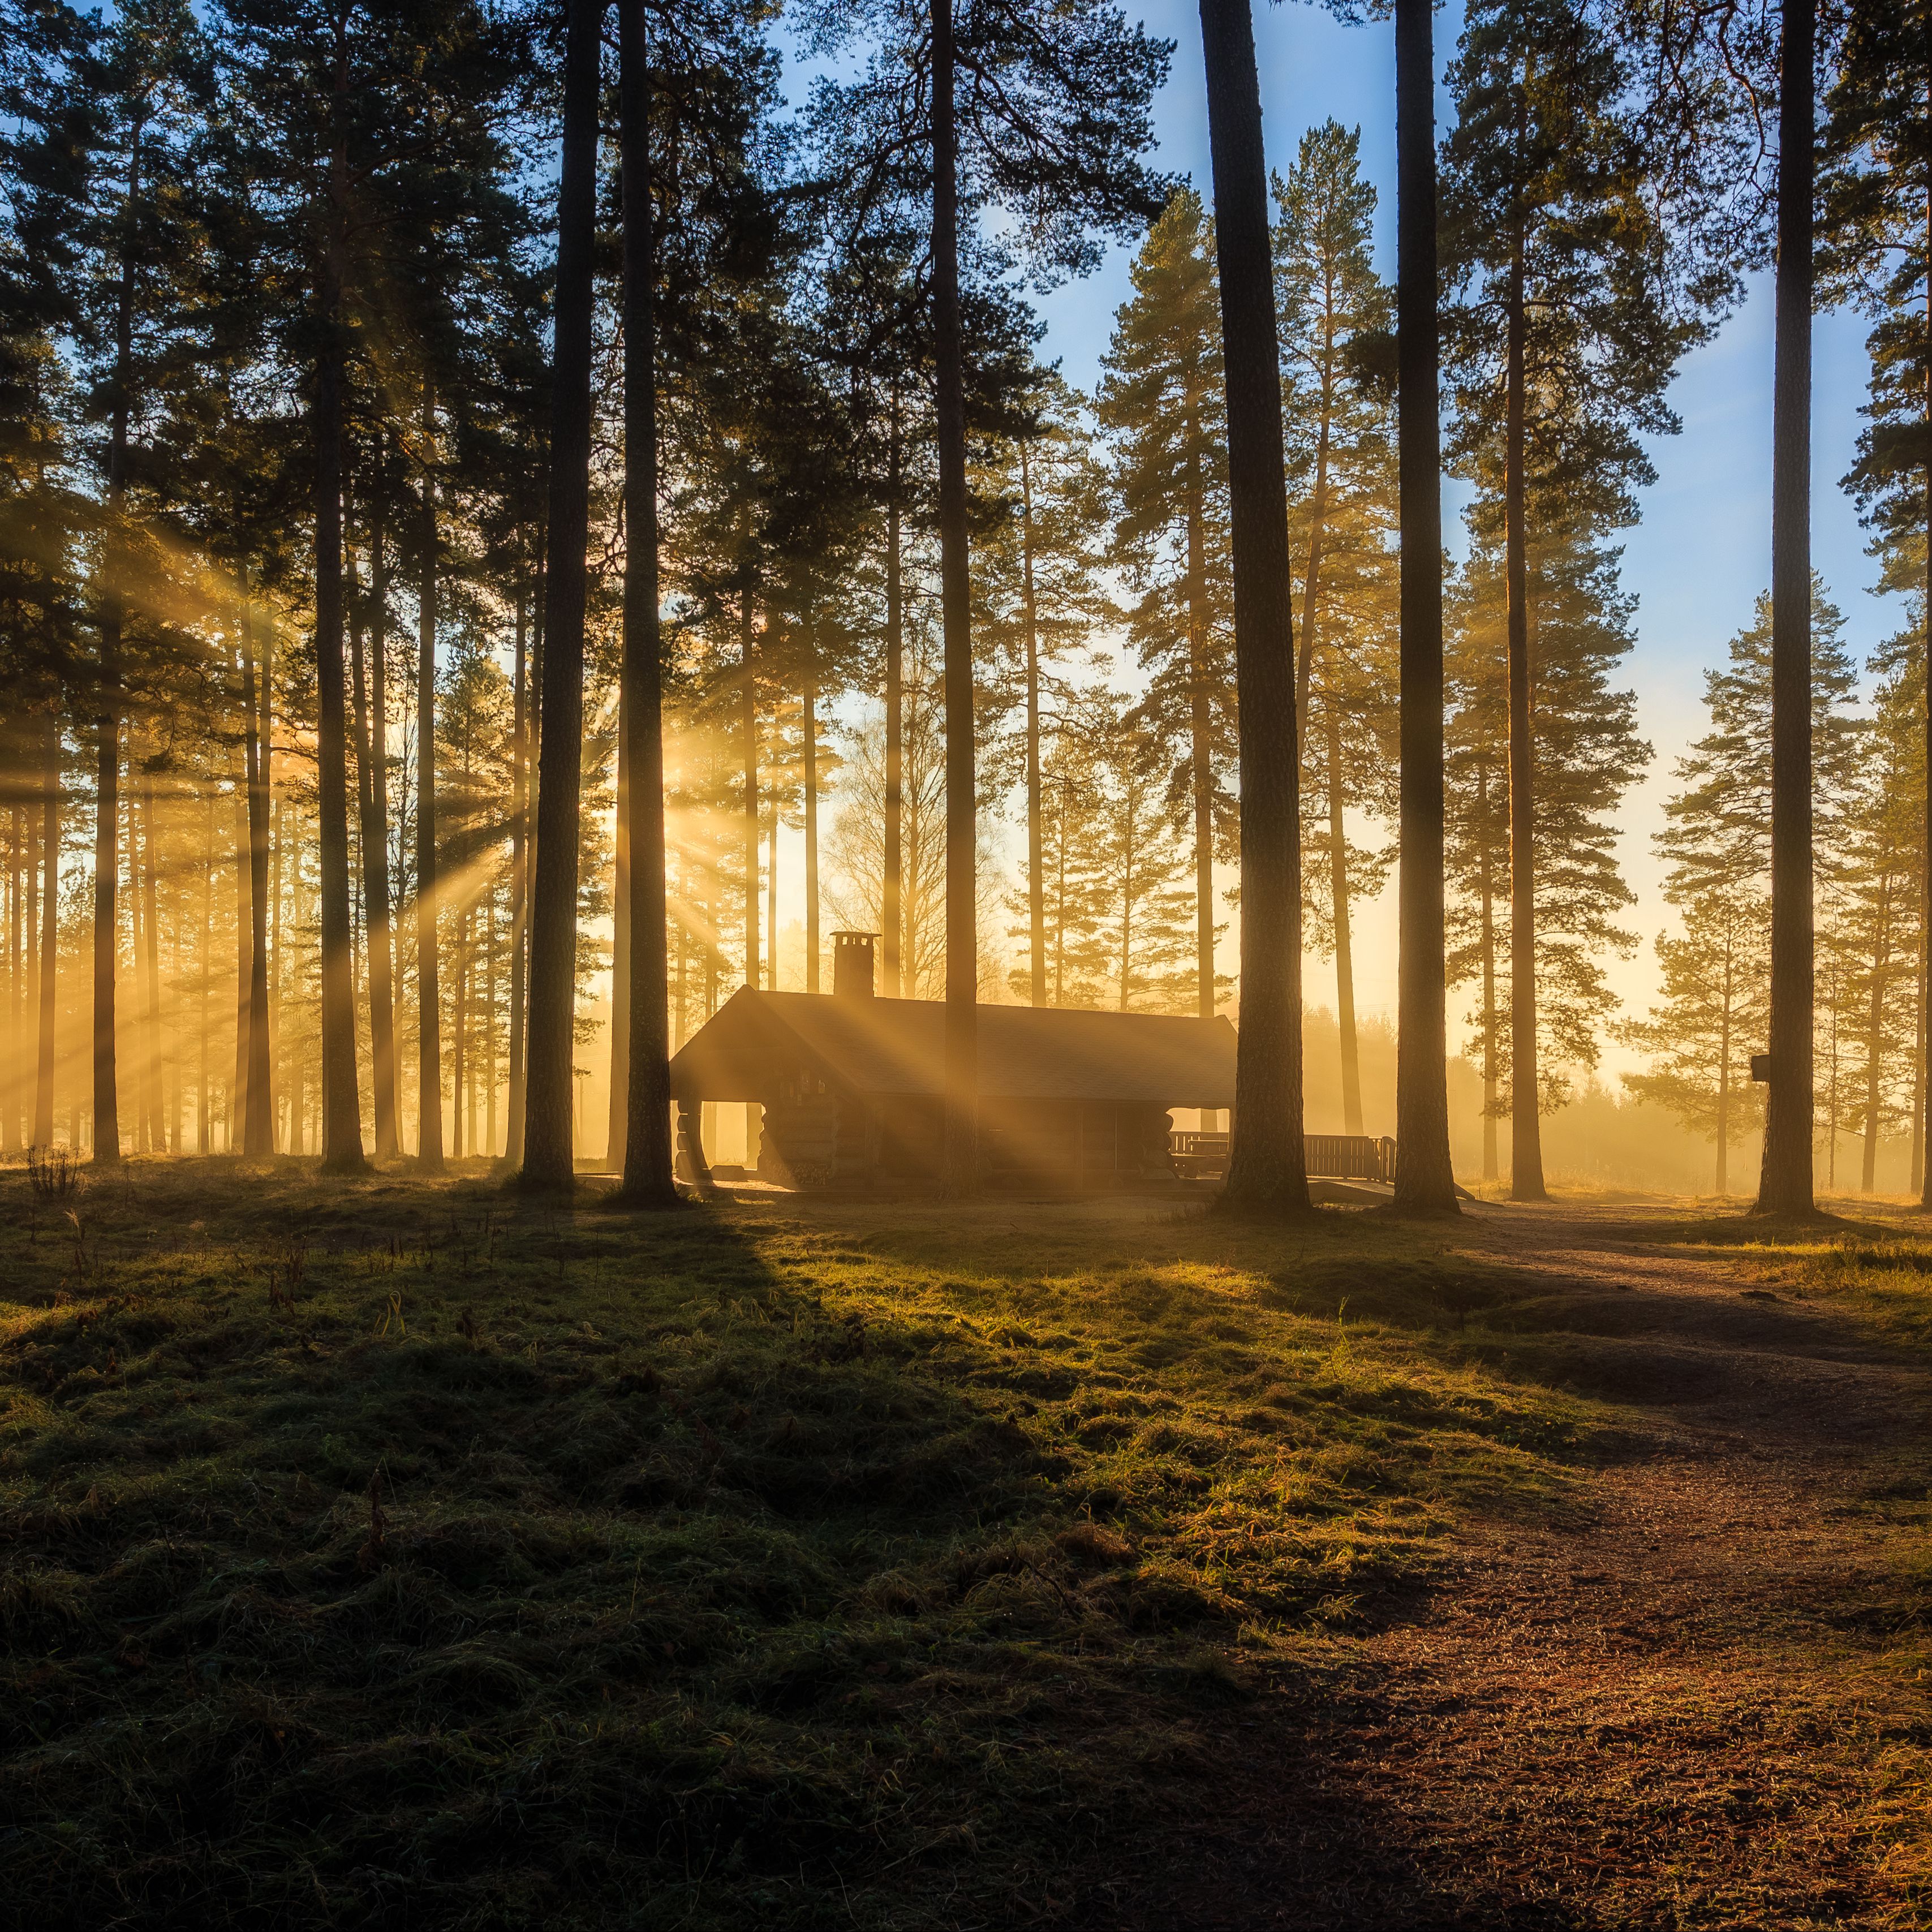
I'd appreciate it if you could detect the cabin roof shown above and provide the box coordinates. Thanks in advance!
[668,989,1237,1107]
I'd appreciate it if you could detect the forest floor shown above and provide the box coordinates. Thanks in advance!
[1075,1198,1932,1930]
[1,1165,1929,1929]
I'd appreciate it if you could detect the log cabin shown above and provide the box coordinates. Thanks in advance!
[667,931,1236,1192]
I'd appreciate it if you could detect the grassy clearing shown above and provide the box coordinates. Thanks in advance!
[0,1161,1611,1929]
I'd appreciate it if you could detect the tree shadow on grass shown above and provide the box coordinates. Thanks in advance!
[0,1163,1098,1929]
[1611,1208,1900,1247]
[14,1166,1828,1930]
[3,1163,1568,1931]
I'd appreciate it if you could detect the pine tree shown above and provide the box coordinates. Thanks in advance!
[1760,0,1818,1215]
[80,0,210,1164]
[1831,661,1923,1191]
[1083,694,1197,1013]
[1274,118,1400,1135]
[217,0,528,1172]
[1629,582,1863,1193]
[1002,687,1195,1014]
[1198,0,1306,1211]
[972,371,1110,1008]
[807,0,1169,1191]
[1446,528,1649,1176]
[1,0,95,1154]
[1620,901,1767,1197]
[1823,0,1932,1202]
[823,619,951,997]
[1392,0,1458,1214]
[1654,583,1864,898]
[1004,715,1108,1008]
[606,0,800,1172]
[616,0,674,1205]
[1096,190,1232,1026]
[810,243,932,1000]
[521,0,601,1190]
[1442,0,1714,1199]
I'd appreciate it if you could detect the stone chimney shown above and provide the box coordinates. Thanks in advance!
[832,931,876,1001]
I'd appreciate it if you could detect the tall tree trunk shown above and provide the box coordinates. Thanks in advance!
[416,389,444,1169]
[197,800,211,1151]
[522,0,600,1190]
[287,842,303,1152]
[487,897,499,1153]
[1716,937,1732,1196]
[241,608,274,1154]
[7,806,21,1150]
[1294,360,1332,745]
[617,0,676,1204]
[1757,0,1816,1216]
[883,400,905,996]
[93,653,121,1157]
[1862,906,1889,1192]
[453,902,466,1158]
[35,715,57,1146]
[1200,0,1307,1212]
[507,582,529,1164]
[741,592,759,987]
[1021,439,1046,1005]
[932,0,978,1193]
[1504,221,1546,1200]
[1921,178,1931,1208]
[1912,915,1925,1198]
[607,611,632,1168]
[313,19,363,1172]
[766,799,777,989]
[1299,326,1351,1112]
[92,127,141,1167]
[270,789,284,1147]
[140,777,161,1150]
[359,506,397,1156]
[673,923,686,1049]
[804,653,821,991]
[1326,705,1362,1135]
[231,745,247,1144]
[1392,0,1458,1214]
[1479,798,1499,1183]
[126,785,145,1148]
[1826,987,1839,1187]
[1186,443,1216,1021]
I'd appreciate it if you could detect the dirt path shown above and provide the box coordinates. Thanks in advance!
[1075,1206,1932,1931]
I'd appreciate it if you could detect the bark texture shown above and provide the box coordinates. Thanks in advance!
[618,0,677,1204]
[35,717,55,1146]
[1392,0,1460,1214]
[415,399,444,1170]
[1756,0,1816,1217]
[359,520,397,1156]
[883,405,904,997]
[520,0,601,1190]
[242,613,274,1154]
[1199,0,1307,1212]
[1504,230,1546,1199]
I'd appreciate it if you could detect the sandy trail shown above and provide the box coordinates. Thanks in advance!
[1076,1205,1932,1931]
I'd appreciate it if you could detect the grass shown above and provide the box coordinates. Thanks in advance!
[1671,1205,1932,1355]
[0,1161,1622,1930]
[1627,1191,1932,1354]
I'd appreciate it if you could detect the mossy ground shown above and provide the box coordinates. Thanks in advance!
[2,1161,1624,1929]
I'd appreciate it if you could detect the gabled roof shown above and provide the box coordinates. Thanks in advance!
[669,989,1237,1108]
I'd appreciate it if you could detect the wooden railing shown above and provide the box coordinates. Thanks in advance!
[1169,1131,1396,1184]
